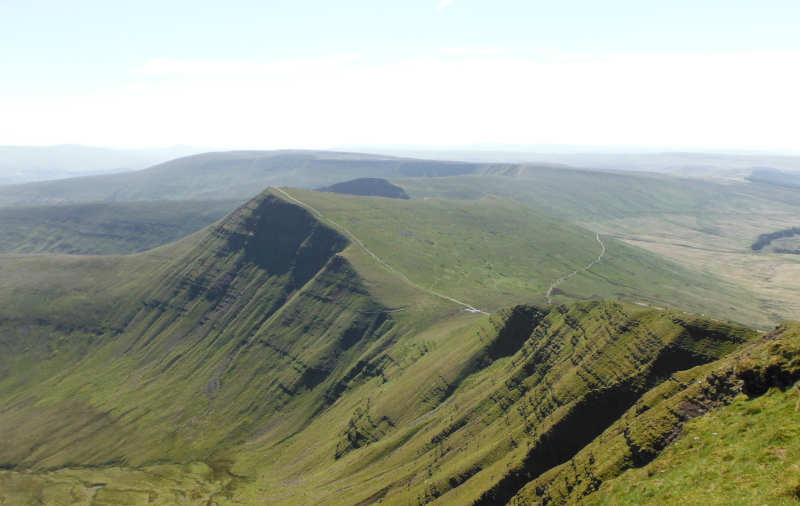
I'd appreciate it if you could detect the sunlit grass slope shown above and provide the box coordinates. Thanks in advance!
[225,301,756,505]
[396,170,726,222]
[0,190,400,468]
[0,187,794,505]
[512,322,800,505]
[395,170,800,327]
[0,199,244,254]
[282,188,766,327]
[0,295,760,504]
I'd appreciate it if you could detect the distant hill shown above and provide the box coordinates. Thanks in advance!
[0,200,243,255]
[0,150,519,206]
[316,177,410,199]
[745,167,800,189]
[342,147,800,177]
[0,144,209,184]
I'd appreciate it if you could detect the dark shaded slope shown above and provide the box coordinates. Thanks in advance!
[317,178,410,199]
[0,150,518,206]
[0,190,399,470]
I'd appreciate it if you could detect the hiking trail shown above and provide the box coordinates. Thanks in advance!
[546,233,605,305]
[274,188,489,315]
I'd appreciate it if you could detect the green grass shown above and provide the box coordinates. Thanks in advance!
[0,187,795,505]
[395,170,724,222]
[0,461,237,505]
[508,321,800,505]
[2,151,795,322]
[394,171,800,327]
[279,188,769,327]
[585,388,800,505]
[0,200,244,255]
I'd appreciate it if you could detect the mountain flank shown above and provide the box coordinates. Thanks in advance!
[0,199,244,254]
[0,153,797,328]
[0,186,794,504]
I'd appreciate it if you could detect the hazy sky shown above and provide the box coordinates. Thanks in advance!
[1,1,799,151]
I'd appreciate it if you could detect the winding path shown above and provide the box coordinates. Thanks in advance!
[546,233,606,305]
[274,188,489,315]
[475,181,509,199]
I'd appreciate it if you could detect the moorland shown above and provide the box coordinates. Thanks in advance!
[0,149,798,505]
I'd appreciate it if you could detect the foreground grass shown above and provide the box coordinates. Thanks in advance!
[585,388,800,505]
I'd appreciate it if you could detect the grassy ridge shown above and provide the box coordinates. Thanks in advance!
[395,171,724,222]
[0,191,382,468]
[0,187,794,504]
[395,172,800,326]
[226,301,756,505]
[0,200,244,255]
[586,388,800,505]
[280,189,767,327]
[511,322,800,505]
[1,154,794,324]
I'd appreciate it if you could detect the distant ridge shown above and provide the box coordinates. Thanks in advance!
[0,144,209,184]
[746,167,800,189]
[0,150,519,206]
[338,146,800,176]
[316,177,410,199]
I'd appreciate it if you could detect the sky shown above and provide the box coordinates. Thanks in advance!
[1,0,799,152]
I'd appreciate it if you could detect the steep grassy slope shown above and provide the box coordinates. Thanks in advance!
[0,150,518,206]
[0,294,760,505]
[0,190,401,468]
[586,388,800,505]
[0,200,244,254]
[0,187,793,505]
[509,321,800,505]
[218,301,755,505]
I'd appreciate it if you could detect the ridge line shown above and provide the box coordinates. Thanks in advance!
[273,187,489,315]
